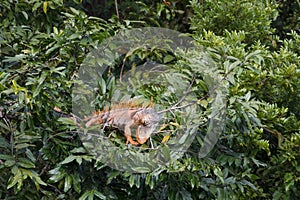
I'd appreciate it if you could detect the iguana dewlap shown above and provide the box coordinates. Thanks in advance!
[85,106,160,145]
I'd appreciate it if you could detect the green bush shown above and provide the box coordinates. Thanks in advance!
[1,0,300,199]
[190,0,278,44]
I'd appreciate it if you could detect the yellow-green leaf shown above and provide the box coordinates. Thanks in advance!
[161,134,170,143]
[7,168,22,190]
[43,1,48,14]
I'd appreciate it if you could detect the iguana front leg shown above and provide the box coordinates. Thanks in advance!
[124,124,139,145]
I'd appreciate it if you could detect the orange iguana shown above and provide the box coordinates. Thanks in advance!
[84,102,161,145]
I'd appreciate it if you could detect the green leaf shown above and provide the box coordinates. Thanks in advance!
[241,180,257,190]
[33,72,47,97]
[70,7,80,15]
[161,144,170,161]
[181,191,193,200]
[7,168,23,190]
[178,132,188,144]
[98,77,106,95]
[58,117,77,125]
[107,171,120,184]
[285,180,295,192]
[245,91,251,101]
[245,50,262,62]
[79,190,92,200]
[61,155,76,164]
[163,55,175,63]
[3,54,28,62]
[145,174,155,189]
[0,121,10,131]
[17,158,35,168]
[129,175,135,187]
[21,11,28,20]
[198,99,208,108]
[251,157,266,167]
[94,190,106,200]
[70,147,87,153]
[64,175,72,192]
[49,168,65,182]
[213,168,224,184]
[5,160,16,167]
[50,66,66,76]
[131,167,151,173]
[76,156,82,165]
[67,32,82,40]
[25,149,36,162]
[22,169,47,189]
[33,174,47,186]
[0,154,13,160]
[45,44,61,55]
[15,143,34,150]
[284,173,293,183]
[71,174,81,193]
[33,175,47,189]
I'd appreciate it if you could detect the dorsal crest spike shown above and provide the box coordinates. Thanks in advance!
[148,97,153,108]
[92,98,153,116]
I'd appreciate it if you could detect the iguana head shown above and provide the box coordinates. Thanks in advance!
[133,108,161,144]
[132,108,160,126]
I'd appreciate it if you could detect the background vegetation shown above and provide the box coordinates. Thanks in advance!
[1,0,300,199]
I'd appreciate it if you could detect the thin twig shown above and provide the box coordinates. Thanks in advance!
[173,75,195,107]
[157,102,196,114]
[150,137,154,149]
[120,61,125,82]
[39,162,49,176]
[115,0,119,19]
[47,184,63,195]
[157,75,201,114]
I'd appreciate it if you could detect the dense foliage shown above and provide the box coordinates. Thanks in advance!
[1,0,300,199]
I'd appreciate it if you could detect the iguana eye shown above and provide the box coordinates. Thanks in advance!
[142,117,151,126]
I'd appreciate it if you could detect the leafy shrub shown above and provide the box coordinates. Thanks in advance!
[190,0,278,44]
[1,0,300,199]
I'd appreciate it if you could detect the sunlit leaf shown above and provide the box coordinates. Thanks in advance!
[61,155,76,164]
[7,168,22,190]
[43,1,48,14]
[131,167,151,173]
[161,134,170,143]
[3,54,28,62]
[64,175,72,192]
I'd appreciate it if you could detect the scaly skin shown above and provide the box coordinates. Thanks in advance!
[85,105,160,145]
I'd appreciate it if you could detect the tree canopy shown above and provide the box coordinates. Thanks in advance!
[0,0,300,199]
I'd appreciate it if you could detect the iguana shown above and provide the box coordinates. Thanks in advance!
[84,102,161,145]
